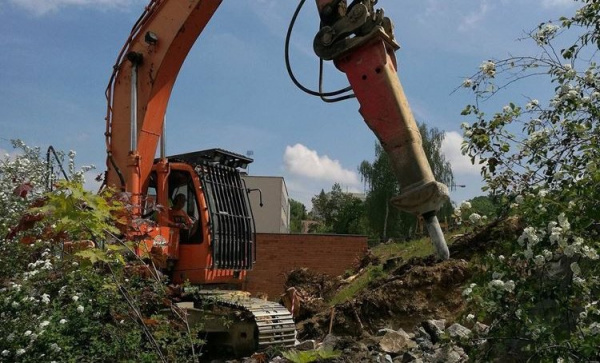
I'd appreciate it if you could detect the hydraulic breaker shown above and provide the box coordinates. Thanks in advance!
[314,0,450,259]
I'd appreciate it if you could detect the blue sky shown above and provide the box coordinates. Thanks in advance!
[0,0,577,208]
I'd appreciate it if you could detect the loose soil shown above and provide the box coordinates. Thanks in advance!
[289,218,522,342]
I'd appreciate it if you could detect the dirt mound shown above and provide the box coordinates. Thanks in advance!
[358,259,470,332]
[293,258,470,341]
[289,218,523,343]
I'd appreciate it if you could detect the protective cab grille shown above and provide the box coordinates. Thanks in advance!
[195,161,256,270]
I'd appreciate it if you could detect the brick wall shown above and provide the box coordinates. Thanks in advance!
[244,233,368,300]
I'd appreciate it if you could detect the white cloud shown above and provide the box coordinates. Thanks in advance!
[283,143,360,185]
[8,0,143,16]
[442,131,480,175]
[458,1,492,32]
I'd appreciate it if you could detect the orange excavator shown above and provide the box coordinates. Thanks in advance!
[101,0,450,355]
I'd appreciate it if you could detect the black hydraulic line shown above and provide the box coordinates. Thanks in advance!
[285,0,356,102]
[46,146,70,191]
[318,58,356,103]
[108,154,126,190]
[242,179,257,267]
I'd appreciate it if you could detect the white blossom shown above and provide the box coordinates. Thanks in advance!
[480,60,496,77]
[534,255,545,267]
[462,79,473,88]
[489,279,505,290]
[518,227,540,246]
[72,295,79,302]
[558,213,570,230]
[525,99,539,110]
[582,245,599,260]
[589,322,600,335]
[504,280,516,293]
[533,23,559,45]
[77,305,85,313]
[59,319,67,324]
[16,349,25,356]
[570,262,581,276]
[469,213,482,225]
[573,276,586,287]
[492,271,504,280]
[2,350,9,357]
[39,320,50,329]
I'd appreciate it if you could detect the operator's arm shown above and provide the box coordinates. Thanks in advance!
[169,209,193,229]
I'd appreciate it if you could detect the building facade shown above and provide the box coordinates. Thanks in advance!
[241,175,290,233]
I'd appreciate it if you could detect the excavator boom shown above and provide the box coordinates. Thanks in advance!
[105,0,222,208]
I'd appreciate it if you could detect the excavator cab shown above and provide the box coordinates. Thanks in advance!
[142,149,256,286]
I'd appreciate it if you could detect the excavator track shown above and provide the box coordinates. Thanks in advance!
[178,290,296,357]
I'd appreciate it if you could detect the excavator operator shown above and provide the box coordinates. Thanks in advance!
[169,193,198,242]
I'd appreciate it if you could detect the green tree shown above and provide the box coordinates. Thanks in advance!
[467,195,500,219]
[310,183,367,234]
[289,198,307,233]
[359,122,455,242]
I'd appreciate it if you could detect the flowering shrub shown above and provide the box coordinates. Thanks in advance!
[459,1,600,360]
[453,200,487,229]
[0,142,203,362]
[0,140,47,238]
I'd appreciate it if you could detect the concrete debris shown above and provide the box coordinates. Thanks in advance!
[379,329,417,354]
[446,323,472,340]
[319,333,341,351]
[474,321,490,335]
[428,345,469,363]
[421,319,446,343]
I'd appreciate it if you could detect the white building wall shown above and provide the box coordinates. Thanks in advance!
[242,175,290,234]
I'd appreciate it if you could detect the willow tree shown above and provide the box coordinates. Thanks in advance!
[359,122,454,242]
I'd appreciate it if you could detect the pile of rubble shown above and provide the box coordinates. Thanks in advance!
[326,318,487,362]
[233,318,486,363]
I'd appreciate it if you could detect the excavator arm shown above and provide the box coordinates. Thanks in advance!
[314,0,450,259]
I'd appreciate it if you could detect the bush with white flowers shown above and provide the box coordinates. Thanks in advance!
[0,141,203,362]
[460,1,600,361]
